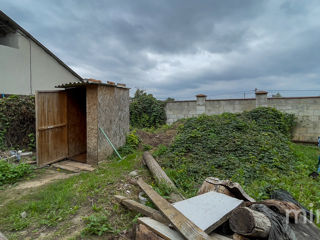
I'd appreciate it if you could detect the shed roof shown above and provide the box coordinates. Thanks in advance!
[0,10,83,81]
[55,80,129,89]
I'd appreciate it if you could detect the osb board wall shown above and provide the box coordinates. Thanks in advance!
[97,86,129,162]
[67,88,86,158]
[86,85,98,165]
[36,91,68,166]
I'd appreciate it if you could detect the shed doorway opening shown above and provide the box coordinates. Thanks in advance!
[36,88,87,166]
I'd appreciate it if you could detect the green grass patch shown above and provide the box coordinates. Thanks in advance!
[0,151,143,237]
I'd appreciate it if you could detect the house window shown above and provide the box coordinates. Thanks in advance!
[0,32,19,48]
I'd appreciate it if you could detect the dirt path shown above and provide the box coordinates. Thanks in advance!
[0,168,77,208]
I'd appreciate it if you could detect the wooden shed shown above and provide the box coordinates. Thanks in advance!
[35,81,129,167]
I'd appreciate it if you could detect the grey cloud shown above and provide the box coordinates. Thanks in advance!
[2,0,320,99]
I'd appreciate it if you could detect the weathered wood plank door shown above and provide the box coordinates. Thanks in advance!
[36,91,68,166]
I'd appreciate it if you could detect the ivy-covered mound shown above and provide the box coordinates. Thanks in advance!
[0,95,35,150]
[158,107,302,198]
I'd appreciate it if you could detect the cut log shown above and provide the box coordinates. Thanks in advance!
[229,207,271,238]
[198,177,255,202]
[198,181,234,197]
[143,151,184,201]
[114,195,169,224]
[137,178,212,240]
[258,199,302,220]
[136,223,165,240]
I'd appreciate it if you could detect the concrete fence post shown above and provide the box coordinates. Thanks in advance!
[255,90,268,107]
[196,94,207,114]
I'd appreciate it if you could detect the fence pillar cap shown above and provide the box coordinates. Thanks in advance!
[196,94,207,98]
[255,90,268,95]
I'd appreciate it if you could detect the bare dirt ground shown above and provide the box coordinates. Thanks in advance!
[136,128,177,147]
[0,168,76,209]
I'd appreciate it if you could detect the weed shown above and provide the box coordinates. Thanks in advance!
[0,161,33,186]
[81,213,117,236]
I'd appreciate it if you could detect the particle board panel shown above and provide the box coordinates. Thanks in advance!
[36,91,68,166]
[86,85,98,165]
[173,191,243,233]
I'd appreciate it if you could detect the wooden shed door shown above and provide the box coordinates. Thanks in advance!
[36,91,68,166]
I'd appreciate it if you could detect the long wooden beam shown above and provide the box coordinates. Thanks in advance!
[137,178,214,240]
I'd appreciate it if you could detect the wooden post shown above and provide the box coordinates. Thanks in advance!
[143,151,184,201]
[143,152,176,188]
[229,207,271,238]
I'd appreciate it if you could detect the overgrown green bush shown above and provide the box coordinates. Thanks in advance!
[130,90,166,128]
[159,107,297,197]
[0,161,33,186]
[116,130,141,156]
[0,95,35,150]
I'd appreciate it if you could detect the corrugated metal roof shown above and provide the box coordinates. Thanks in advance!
[55,80,129,89]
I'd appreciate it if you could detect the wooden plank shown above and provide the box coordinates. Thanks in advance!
[138,217,184,240]
[136,223,165,240]
[38,123,67,131]
[52,160,94,172]
[173,191,243,233]
[52,162,81,173]
[114,195,169,224]
[138,218,232,240]
[137,178,212,240]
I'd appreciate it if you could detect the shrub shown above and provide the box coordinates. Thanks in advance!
[0,95,35,150]
[0,161,33,186]
[116,130,141,156]
[130,90,166,128]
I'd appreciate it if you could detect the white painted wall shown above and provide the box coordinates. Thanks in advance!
[0,31,80,95]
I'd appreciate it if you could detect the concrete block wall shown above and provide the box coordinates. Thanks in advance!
[268,97,320,142]
[165,92,320,143]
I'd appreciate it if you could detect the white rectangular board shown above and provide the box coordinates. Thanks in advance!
[173,191,243,233]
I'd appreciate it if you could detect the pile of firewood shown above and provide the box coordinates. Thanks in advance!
[115,152,320,240]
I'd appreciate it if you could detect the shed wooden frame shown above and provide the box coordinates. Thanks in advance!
[35,81,129,166]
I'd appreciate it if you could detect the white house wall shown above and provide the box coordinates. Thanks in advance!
[0,33,30,95]
[0,31,80,95]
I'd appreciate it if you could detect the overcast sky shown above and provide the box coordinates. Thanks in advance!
[2,0,320,99]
